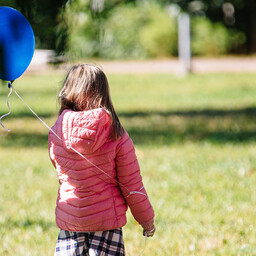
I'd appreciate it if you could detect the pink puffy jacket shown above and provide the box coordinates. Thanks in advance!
[48,108,154,232]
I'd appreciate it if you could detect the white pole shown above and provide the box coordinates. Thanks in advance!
[178,13,191,75]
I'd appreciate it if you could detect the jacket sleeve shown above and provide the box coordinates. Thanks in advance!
[115,131,155,227]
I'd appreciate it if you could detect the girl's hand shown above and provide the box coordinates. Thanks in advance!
[143,226,156,237]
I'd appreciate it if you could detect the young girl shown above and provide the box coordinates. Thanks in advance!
[48,64,155,256]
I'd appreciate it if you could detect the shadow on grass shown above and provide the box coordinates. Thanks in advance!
[1,107,256,148]
[0,133,49,148]
[0,110,54,121]
[0,110,54,119]
[127,128,256,145]
[120,107,256,145]
[118,107,256,118]
[0,90,57,97]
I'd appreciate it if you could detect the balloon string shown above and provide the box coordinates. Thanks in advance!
[138,233,147,256]
[0,84,13,132]
[9,84,148,199]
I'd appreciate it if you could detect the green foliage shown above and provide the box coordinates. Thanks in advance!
[139,3,177,57]
[1,0,252,56]
[0,0,16,8]
[191,16,246,56]
[100,3,147,59]
[61,1,247,59]
[64,1,177,59]
[61,0,101,58]
[0,0,67,50]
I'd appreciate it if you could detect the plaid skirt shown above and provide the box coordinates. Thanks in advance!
[54,228,125,256]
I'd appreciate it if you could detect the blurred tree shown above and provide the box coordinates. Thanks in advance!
[1,0,254,55]
[202,0,256,53]
[0,0,16,8]
[57,0,141,57]
[0,0,67,50]
[16,0,67,50]
[61,0,178,59]
[159,0,256,54]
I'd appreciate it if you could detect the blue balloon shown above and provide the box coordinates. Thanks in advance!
[0,7,35,81]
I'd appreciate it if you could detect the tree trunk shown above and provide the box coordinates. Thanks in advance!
[248,0,256,53]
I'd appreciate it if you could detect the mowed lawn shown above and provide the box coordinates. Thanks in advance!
[0,70,256,255]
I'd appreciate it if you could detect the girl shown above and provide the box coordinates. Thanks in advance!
[48,64,155,256]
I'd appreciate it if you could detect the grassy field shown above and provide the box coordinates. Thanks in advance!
[0,70,256,255]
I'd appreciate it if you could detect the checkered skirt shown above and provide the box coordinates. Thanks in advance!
[54,228,125,256]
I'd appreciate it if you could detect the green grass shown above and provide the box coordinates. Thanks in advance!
[1,71,256,255]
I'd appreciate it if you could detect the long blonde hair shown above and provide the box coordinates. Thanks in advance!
[58,64,124,139]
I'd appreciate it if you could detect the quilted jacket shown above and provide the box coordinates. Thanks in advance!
[48,108,154,232]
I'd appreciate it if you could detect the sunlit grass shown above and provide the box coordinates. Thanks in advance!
[0,148,57,255]
[0,71,256,255]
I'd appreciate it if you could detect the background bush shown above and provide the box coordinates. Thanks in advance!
[60,0,245,59]
[100,3,147,59]
[138,2,177,58]
[64,1,177,59]
[2,0,251,56]
[191,17,246,56]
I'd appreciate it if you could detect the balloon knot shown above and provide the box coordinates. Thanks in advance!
[8,81,14,88]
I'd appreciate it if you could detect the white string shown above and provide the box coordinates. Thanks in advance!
[138,233,147,256]
[10,84,148,199]
[0,85,13,132]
